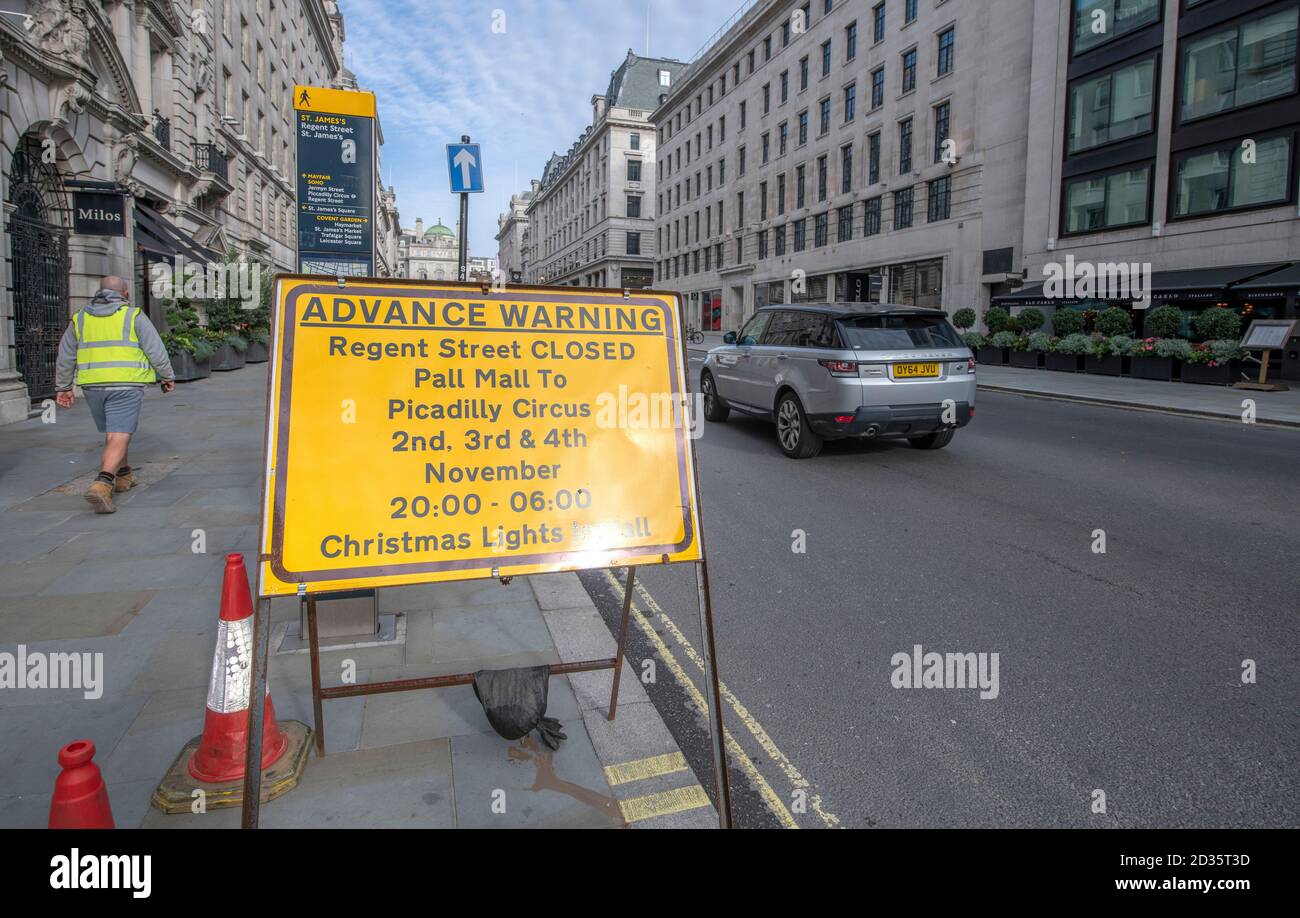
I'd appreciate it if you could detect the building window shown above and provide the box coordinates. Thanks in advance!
[865,196,882,235]
[659,69,671,87]
[630,132,641,150]
[775,224,786,255]
[814,212,828,246]
[763,83,771,113]
[781,69,789,103]
[778,173,787,213]
[819,98,831,134]
[740,145,747,175]
[737,191,745,225]
[937,27,955,76]
[783,19,792,47]
[933,102,950,163]
[1068,58,1154,153]
[627,231,641,255]
[794,218,807,251]
[822,40,832,76]
[841,144,853,193]
[760,180,769,219]
[871,67,885,108]
[1180,7,1298,123]
[796,112,806,146]
[1073,0,1159,55]
[762,132,771,163]
[796,164,807,208]
[817,155,828,201]
[800,56,809,91]
[846,22,858,60]
[844,83,856,122]
[736,236,743,264]
[838,205,854,241]
[627,195,642,217]
[627,159,641,181]
[1174,135,1292,217]
[740,100,747,129]
[748,50,755,73]
[902,48,917,93]
[1063,164,1152,233]
[894,186,914,229]
[899,118,913,173]
[873,3,886,43]
[868,131,881,183]
[764,35,772,60]
[905,0,917,24]
[927,176,951,221]
[758,229,769,259]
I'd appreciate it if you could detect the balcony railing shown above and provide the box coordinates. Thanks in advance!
[152,110,170,150]
[194,143,228,182]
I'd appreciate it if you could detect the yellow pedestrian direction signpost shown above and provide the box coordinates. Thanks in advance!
[242,275,732,828]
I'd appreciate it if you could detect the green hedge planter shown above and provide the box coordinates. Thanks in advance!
[244,340,269,363]
[1182,360,1242,386]
[169,350,211,382]
[1130,356,1179,381]
[1044,353,1084,372]
[210,343,246,372]
[1085,355,1128,376]
[977,346,1008,365]
[1009,349,1043,369]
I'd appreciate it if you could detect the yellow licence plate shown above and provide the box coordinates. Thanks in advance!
[892,362,940,379]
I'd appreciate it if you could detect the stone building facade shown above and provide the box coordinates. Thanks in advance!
[397,216,493,280]
[652,0,1035,332]
[495,186,532,282]
[0,0,398,425]
[524,50,686,290]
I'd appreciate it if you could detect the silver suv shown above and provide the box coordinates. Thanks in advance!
[699,304,976,458]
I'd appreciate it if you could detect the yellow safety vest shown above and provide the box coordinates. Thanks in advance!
[73,305,156,385]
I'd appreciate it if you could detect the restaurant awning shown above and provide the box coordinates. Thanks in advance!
[990,282,1051,307]
[1228,262,1300,300]
[134,201,220,265]
[1147,263,1290,301]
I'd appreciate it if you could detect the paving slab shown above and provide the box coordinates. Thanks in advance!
[0,590,155,643]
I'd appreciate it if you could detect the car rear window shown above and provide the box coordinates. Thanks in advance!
[835,315,964,349]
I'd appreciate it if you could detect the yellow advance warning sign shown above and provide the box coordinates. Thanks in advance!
[257,277,702,596]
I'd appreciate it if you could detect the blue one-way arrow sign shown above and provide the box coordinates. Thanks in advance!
[446,142,484,194]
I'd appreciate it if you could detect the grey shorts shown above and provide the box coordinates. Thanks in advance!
[84,386,144,434]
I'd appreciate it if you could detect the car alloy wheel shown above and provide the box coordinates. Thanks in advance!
[777,398,801,451]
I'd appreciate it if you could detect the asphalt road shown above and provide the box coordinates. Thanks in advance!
[581,359,1300,828]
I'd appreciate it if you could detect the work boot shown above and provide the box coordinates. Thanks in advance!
[84,480,116,514]
[114,469,138,493]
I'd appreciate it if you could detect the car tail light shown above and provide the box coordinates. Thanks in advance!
[969,406,975,418]
[834,414,854,424]
[818,359,858,377]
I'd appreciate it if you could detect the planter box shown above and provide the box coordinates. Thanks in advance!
[243,340,269,363]
[1085,355,1129,376]
[169,350,211,382]
[1182,359,1242,386]
[1130,355,1179,381]
[1044,353,1085,372]
[210,343,246,372]
[1008,349,1043,369]
[977,346,1009,365]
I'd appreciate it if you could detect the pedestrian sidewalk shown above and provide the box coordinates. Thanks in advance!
[685,335,1299,426]
[0,366,714,829]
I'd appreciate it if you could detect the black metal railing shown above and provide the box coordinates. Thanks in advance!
[152,110,170,150]
[194,142,228,181]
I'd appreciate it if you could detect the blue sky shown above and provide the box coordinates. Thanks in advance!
[339,0,747,257]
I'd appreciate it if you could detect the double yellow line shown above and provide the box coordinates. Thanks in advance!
[601,569,841,829]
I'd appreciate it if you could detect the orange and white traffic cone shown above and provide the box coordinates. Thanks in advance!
[49,740,115,828]
[187,553,289,783]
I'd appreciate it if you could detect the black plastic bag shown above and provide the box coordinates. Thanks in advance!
[472,665,567,749]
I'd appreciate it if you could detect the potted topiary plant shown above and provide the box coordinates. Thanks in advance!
[1141,304,1182,339]
[1131,337,1189,381]
[162,301,214,381]
[1009,331,1046,368]
[961,331,989,353]
[205,328,246,371]
[1048,332,1091,372]
[981,330,1017,365]
[983,306,1012,335]
[241,268,273,362]
[1016,308,1046,336]
[1094,306,1133,337]
[1050,306,1085,337]
[1183,339,1247,386]
[952,307,977,334]
[1191,306,1242,342]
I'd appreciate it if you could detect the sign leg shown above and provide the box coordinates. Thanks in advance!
[607,566,636,720]
[694,559,733,828]
[307,596,325,756]
[240,596,272,829]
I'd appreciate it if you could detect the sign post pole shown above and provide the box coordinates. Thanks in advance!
[458,192,468,281]
[446,135,483,281]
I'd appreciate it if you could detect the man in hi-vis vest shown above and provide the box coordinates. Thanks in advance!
[54,276,175,513]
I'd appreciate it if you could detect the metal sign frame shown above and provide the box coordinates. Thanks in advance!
[240,276,733,828]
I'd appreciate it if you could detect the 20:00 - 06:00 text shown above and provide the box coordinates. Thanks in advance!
[389,489,593,519]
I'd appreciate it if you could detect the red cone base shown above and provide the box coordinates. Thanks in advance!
[49,740,115,829]
[188,694,289,784]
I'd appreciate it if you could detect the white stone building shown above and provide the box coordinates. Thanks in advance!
[495,187,532,282]
[652,0,1035,332]
[524,49,686,289]
[397,216,493,280]
[0,0,398,424]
